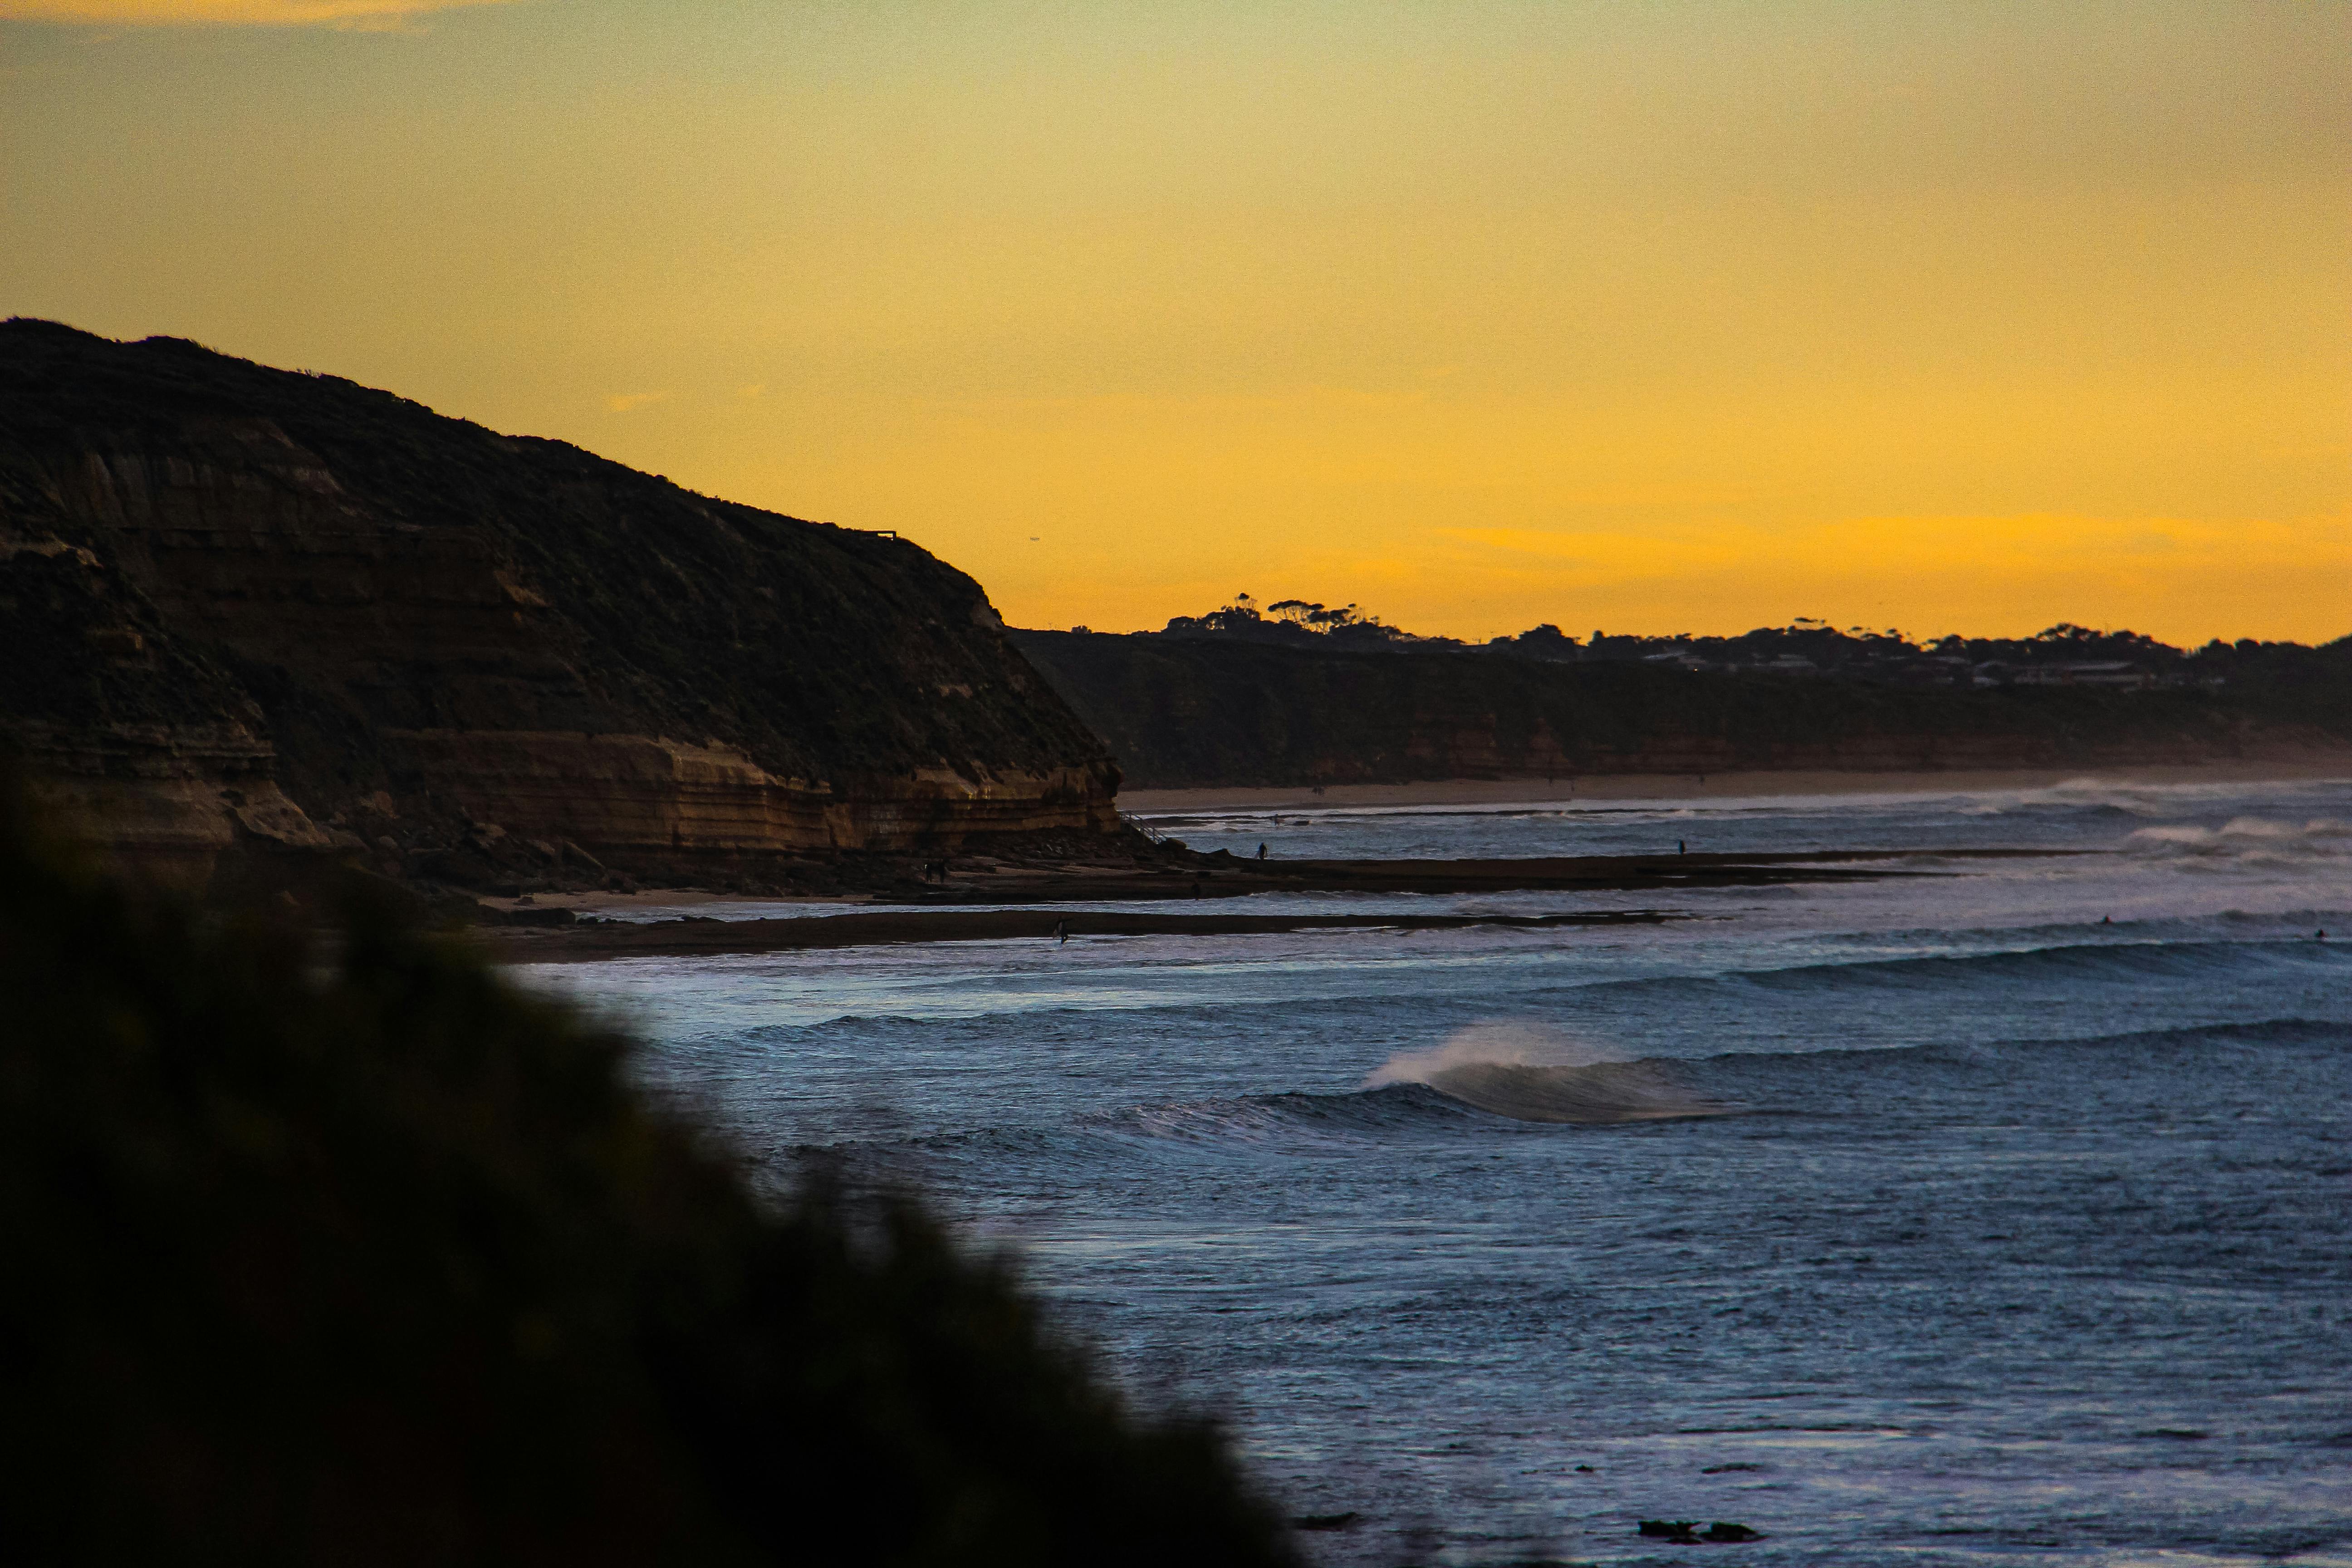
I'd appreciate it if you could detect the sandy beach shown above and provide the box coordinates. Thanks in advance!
[1116,757,2352,815]
[484,848,2074,959]
[468,759,2352,923]
[489,905,1694,963]
[471,759,2344,927]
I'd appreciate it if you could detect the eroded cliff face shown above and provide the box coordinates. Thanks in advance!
[1009,631,2340,789]
[0,320,1117,889]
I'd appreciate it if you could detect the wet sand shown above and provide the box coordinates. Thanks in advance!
[488,848,2065,961]
[492,906,1694,963]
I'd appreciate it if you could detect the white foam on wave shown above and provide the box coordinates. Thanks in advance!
[1951,778,2166,818]
[1367,1021,1736,1124]
[2127,816,2352,866]
[1366,1020,1626,1083]
[1958,776,2337,820]
[2025,776,2181,814]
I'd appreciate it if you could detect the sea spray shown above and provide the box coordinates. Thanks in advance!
[1367,1022,1737,1124]
[2127,816,2352,866]
[557,775,2352,1566]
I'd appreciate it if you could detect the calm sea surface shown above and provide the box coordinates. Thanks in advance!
[515,776,2352,1567]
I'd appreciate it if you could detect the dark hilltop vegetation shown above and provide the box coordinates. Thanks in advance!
[0,775,1297,1566]
[1016,597,2352,789]
[0,318,1122,903]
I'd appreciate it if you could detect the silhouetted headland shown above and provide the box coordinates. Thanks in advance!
[7,321,2343,923]
[0,318,1125,905]
[1012,599,2352,789]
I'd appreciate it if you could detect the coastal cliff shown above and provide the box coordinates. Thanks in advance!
[0,320,1118,890]
[1009,631,2352,789]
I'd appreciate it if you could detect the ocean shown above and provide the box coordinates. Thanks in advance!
[514,775,2352,1566]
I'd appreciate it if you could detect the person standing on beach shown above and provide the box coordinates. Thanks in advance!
[1256,843,1267,860]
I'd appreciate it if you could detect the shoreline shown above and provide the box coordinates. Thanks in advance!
[484,848,2064,960]
[468,761,2340,930]
[1116,758,2352,815]
[491,906,1693,964]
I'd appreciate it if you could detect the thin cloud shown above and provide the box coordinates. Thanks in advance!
[605,391,672,414]
[0,1,518,29]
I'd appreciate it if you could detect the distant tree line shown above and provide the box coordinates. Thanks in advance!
[1127,597,2348,692]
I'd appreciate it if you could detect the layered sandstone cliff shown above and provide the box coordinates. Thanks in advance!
[1010,631,2348,789]
[0,320,1118,889]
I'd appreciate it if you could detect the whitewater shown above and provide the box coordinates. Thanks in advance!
[516,774,2352,1566]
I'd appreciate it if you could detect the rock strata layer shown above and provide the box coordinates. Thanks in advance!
[1011,631,2351,789]
[0,319,1118,889]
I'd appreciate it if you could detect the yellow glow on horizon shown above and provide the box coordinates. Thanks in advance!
[0,0,512,25]
[2,2,2345,644]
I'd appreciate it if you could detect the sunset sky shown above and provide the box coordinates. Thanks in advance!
[3,0,2346,642]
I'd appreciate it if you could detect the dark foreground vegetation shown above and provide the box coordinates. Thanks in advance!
[0,779,1294,1567]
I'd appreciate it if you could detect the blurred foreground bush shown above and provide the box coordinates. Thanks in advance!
[0,784,1296,1567]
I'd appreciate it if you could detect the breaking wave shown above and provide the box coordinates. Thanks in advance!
[1364,1021,1739,1124]
[2127,816,2352,866]
[1084,1025,1740,1152]
[2017,778,2186,815]
[1098,1084,1483,1150]
[1952,777,2194,818]
[960,1016,2352,1164]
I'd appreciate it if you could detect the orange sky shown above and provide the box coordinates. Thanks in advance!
[4,0,2346,642]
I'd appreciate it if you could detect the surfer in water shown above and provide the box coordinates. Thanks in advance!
[1053,919,1068,944]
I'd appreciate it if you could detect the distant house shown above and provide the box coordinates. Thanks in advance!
[2008,661,2152,689]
